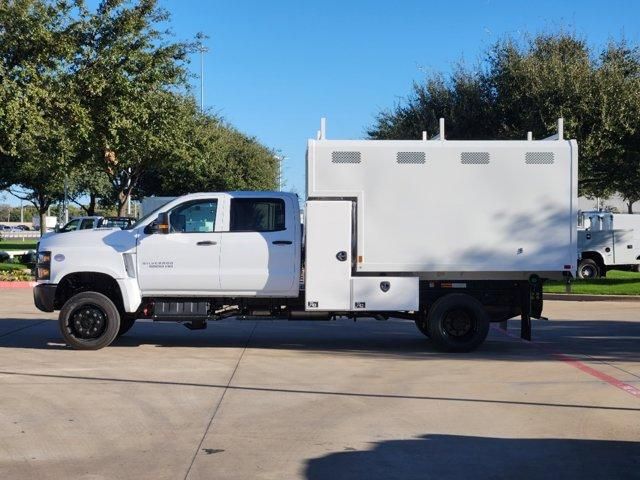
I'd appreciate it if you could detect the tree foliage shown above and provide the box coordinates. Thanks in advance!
[0,0,88,233]
[137,113,278,197]
[368,33,640,211]
[0,0,278,223]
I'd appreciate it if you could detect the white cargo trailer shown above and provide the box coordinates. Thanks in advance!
[33,118,577,352]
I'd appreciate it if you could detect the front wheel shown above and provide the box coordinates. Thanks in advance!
[426,294,490,352]
[59,292,121,350]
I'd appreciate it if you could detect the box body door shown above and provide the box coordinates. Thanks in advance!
[305,201,352,310]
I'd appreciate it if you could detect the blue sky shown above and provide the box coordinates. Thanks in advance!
[164,0,638,196]
[3,0,638,206]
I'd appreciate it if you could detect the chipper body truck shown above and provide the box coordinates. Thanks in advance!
[34,119,578,352]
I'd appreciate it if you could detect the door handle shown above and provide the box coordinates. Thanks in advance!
[196,241,217,246]
[272,240,292,245]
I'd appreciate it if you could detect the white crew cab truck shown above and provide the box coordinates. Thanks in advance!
[34,119,577,352]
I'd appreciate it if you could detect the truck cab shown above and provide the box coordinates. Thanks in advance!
[35,191,300,299]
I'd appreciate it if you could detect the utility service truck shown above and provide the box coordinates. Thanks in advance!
[34,119,577,352]
[577,211,640,278]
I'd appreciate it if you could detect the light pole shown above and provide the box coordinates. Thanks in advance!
[273,155,285,191]
[196,33,209,112]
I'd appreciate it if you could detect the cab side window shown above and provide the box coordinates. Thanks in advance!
[230,198,285,232]
[80,219,95,230]
[169,200,217,233]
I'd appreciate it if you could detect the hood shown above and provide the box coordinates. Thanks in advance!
[38,228,137,254]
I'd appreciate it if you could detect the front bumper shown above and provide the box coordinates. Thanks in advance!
[33,283,57,312]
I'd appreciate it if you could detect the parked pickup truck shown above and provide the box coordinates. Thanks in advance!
[34,118,577,352]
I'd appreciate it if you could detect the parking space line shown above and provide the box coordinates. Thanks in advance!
[1,370,638,412]
[493,327,640,399]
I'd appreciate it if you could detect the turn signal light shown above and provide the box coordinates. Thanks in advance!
[37,267,50,280]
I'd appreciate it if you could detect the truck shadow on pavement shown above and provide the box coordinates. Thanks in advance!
[0,318,638,364]
[304,434,640,480]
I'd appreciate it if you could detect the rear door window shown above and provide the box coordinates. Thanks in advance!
[230,199,285,232]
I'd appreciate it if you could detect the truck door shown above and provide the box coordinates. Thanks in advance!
[136,198,222,294]
[218,196,297,295]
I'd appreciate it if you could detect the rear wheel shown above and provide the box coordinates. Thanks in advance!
[426,294,490,352]
[59,292,120,350]
[577,258,600,279]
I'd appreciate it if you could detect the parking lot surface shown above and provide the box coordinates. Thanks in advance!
[0,289,638,480]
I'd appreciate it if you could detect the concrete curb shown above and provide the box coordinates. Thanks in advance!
[0,281,36,289]
[546,293,640,302]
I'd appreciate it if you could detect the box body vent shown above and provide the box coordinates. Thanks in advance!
[461,152,490,164]
[332,151,361,164]
[525,152,555,164]
[396,152,426,164]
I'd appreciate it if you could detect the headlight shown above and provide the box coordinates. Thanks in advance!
[36,251,51,281]
[37,251,51,265]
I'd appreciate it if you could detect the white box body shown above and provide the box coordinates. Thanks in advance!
[350,277,419,311]
[307,138,578,280]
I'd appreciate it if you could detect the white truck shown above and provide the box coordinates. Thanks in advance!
[34,119,578,352]
[577,211,640,278]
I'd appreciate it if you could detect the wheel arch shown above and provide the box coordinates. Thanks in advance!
[54,272,125,312]
[580,251,606,271]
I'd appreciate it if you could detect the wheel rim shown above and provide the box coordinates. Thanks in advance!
[581,265,596,278]
[442,308,476,341]
[68,304,108,340]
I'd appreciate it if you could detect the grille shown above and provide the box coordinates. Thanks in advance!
[525,152,555,164]
[460,152,490,164]
[396,152,426,164]
[331,151,361,164]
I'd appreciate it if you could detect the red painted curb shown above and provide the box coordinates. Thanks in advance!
[0,281,36,289]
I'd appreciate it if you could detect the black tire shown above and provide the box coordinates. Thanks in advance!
[59,292,120,350]
[426,293,490,352]
[577,258,600,279]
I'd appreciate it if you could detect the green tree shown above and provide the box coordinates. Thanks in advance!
[0,0,88,234]
[137,111,278,197]
[74,0,193,215]
[368,32,640,207]
[589,41,640,212]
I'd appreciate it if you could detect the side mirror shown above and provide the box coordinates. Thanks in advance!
[157,212,170,234]
[143,212,170,235]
